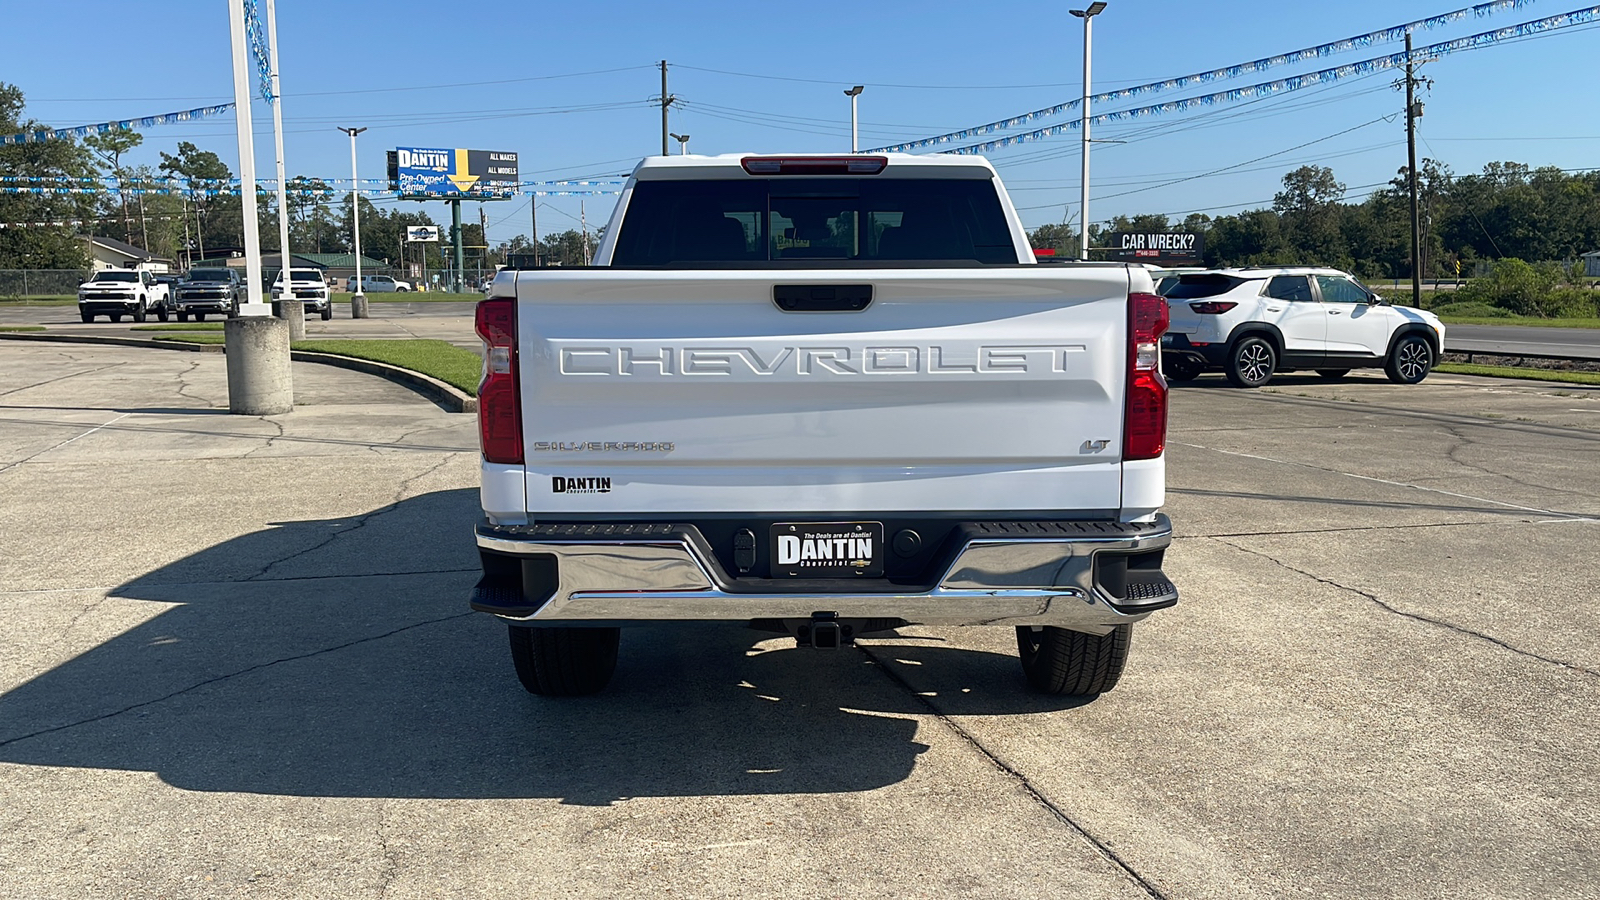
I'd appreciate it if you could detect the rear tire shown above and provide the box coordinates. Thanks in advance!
[1165,356,1203,382]
[80,310,93,323]
[1016,625,1131,697]
[1385,334,1434,384]
[195,312,206,322]
[132,302,147,323]
[1226,336,1276,388]
[1316,369,1349,381]
[110,312,123,323]
[156,305,169,323]
[320,304,333,321]
[508,625,620,696]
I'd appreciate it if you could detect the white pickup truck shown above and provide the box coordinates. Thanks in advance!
[77,268,170,323]
[470,153,1178,697]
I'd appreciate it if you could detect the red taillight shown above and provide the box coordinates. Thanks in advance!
[1188,301,1238,315]
[475,298,523,465]
[1125,292,1168,461]
[740,156,888,176]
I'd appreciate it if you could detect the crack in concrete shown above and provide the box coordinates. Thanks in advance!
[245,454,461,581]
[375,805,398,899]
[172,359,215,408]
[858,644,1170,900]
[1438,423,1600,501]
[0,611,474,751]
[1212,537,1600,679]
[242,417,287,459]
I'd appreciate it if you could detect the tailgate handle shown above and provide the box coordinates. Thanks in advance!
[773,284,873,312]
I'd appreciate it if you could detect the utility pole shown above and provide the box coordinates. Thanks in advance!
[1406,31,1422,306]
[337,126,367,309]
[659,60,675,156]
[479,204,489,286]
[1071,2,1107,261]
[580,200,591,266]
[531,199,540,267]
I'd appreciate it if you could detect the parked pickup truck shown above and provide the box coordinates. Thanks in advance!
[470,153,1178,697]
[270,268,333,320]
[77,268,170,323]
[172,268,243,322]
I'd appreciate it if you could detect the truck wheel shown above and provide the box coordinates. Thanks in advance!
[195,313,206,322]
[132,302,147,323]
[1316,369,1349,381]
[110,312,123,323]
[320,304,333,321]
[1226,336,1276,388]
[1165,356,1203,382]
[156,305,169,323]
[1385,334,1434,385]
[80,310,93,323]
[1016,625,1131,697]
[177,311,189,322]
[508,625,620,696]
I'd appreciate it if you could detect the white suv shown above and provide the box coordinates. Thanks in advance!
[1160,267,1445,387]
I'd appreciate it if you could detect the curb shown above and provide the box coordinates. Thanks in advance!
[0,331,477,413]
[288,350,477,413]
[0,331,223,352]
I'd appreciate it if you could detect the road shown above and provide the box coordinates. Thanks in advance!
[1446,323,1600,361]
[1,343,1596,898]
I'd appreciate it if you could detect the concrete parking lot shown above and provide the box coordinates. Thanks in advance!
[1,342,1596,898]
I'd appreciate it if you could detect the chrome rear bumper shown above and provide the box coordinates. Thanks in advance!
[473,516,1177,630]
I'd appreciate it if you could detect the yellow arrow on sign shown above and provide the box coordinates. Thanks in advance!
[447,148,479,193]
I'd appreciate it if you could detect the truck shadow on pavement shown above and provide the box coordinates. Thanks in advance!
[0,488,1079,805]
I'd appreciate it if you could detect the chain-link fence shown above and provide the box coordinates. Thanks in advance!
[0,270,92,298]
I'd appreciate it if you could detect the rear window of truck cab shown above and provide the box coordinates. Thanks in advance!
[610,178,1017,266]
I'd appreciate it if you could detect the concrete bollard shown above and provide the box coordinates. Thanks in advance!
[281,298,306,341]
[225,315,293,416]
[351,292,369,319]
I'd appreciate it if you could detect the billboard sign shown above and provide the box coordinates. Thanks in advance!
[1102,232,1204,266]
[390,148,519,197]
[405,225,440,242]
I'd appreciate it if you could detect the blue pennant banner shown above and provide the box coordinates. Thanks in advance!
[244,0,275,104]
[868,0,1538,154]
[1,104,236,147]
[940,4,1600,155]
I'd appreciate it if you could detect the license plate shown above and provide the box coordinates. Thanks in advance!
[770,522,884,578]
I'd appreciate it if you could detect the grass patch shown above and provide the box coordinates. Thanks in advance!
[147,334,481,394]
[1436,363,1600,386]
[131,323,226,332]
[293,339,481,394]
[0,324,46,332]
[1438,315,1600,328]
[0,296,78,306]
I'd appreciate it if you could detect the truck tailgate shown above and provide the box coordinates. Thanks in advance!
[513,267,1133,515]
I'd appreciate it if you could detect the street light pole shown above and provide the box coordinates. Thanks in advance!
[1070,2,1106,261]
[337,126,367,313]
[844,86,864,153]
[670,133,691,155]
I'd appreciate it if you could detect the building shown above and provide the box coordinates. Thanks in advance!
[191,251,392,286]
[81,235,175,274]
[1583,250,1600,278]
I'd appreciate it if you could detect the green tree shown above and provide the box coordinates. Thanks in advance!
[0,82,96,270]
[159,141,239,259]
[84,129,143,246]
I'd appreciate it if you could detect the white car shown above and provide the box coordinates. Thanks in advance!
[1160,267,1445,387]
[270,268,333,320]
[344,274,411,293]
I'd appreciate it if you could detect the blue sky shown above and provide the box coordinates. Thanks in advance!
[5,0,1598,246]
